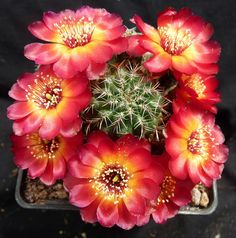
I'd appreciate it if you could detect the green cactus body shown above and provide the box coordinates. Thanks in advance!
[83,57,170,141]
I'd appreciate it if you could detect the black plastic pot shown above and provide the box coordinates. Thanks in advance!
[15,169,218,214]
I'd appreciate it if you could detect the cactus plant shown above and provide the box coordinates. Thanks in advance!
[83,56,170,141]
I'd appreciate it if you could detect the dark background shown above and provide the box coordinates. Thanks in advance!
[0,0,236,237]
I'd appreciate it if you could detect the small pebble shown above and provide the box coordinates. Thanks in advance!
[191,187,201,206]
[200,191,209,207]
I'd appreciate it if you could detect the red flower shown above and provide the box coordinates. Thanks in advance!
[132,7,221,74]
[174,72,221,113]
[7,65,91,139]
[11,132,83,185]
[165,108,229,186]
[64,131,164,229]
[151,153,193,223]
[25,6,128,79]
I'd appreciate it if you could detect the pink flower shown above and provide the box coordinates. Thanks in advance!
[151,153,193,224]
[165,108,229,186]
[64,131,164,229]
[11,132,83,185]
[132,7,221,74]
[7,65,91,139]
[25,6,128,79]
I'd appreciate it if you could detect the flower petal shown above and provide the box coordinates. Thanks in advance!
[165,136,187,158]
[70,183,97,208]
[97,199,119,227]
[7,102,35,120]
[172,55,196,74]
[86,62,106,80]
[193,62,219,75]
[68,155,98,179]
[24,43,62,65]
[40,159,55,185]
[62,76,88,97]
[15,111,45,135]
[39,110,62,139]
[63,174,81,191]
[53,54,77,79]
[80,198,100,223]
[116,134,150,154]
[202,159,222,179]
[117,201,136,230]
[56,98,79,122]
[43,11,60,30]
[135,163,164,184]
[28,21,58,42]
[28,158,48,178]
[53,155,66,180]
[79,144,103,168]
[152,203,169,224]
[8,83,26,101]
[135,178,160,200]
[168,152,188,180]
[127,35,147,57]
[144,54,171,72]
[87,42,113,64]
[106,37,128,54]
[133,15,160,42]
[123,191,146,215]
[87,131,109,148]
[13,148,34,169]
[125,148,152,172]
[172,184,192,207]
[60,117,82,137]
[211,145,229,163]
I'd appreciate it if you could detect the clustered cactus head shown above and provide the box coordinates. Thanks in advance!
[83,56,170,141]
[8,6,229,230]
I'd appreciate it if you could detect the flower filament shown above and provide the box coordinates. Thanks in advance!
[91,162,131,204]
[26,73,62,109]
[187,126,212,156]
[26,133,60,160]
[183,74,206,98]
[157,175,176,205]
[158,25,192,55]
[54,16,95,48]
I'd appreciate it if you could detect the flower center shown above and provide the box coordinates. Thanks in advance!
[54,16,95,48]
[26,133,60,160]
[158,25,192,55]
[26,73,62,109]
[91,163,131,204]
[157,175,176,205]
[183,74,206,99]
[187,127,210,155]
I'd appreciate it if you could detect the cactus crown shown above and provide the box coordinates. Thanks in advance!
[83,56,170,141]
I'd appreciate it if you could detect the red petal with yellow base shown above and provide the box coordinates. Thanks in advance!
[64,131,164,229]
[151,154,193,224]
[25,6,128,79]
[174,72,221,113]
[165,108,229,186]
[7,65,91,139]
[132,8,221,74]
[11,132,83,185]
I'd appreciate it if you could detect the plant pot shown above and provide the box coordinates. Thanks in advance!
[15,169,218,215]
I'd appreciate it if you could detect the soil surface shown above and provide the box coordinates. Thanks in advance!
[23,177,68,204]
